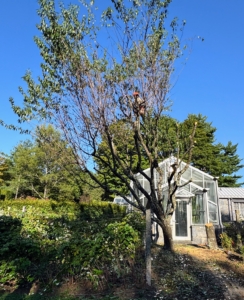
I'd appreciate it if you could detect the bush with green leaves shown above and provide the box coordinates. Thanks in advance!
[123,211,145,236]
[0,200,141,290]
[239,245,244,256]
[223,222,244,246]
[220,222,244,252]
[219,232,233,250]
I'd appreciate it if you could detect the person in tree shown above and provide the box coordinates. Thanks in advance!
[133,92,146,116]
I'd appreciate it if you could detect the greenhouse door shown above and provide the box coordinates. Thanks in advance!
[173,199,191,240]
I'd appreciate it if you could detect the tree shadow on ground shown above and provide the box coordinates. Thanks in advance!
[150,245,227,300]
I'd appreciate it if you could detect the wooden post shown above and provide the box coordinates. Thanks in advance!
[235,210,243,250]
[145,201,151,286]
[205,223,218,249]
[235,209,240,223]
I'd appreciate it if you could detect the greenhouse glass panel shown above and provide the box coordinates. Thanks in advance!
[143,178,150,193]
[204,173,213,180]
[192,169,203,180]
[205,180,216,203]
[192,181,204,188]
[134,179,144,197]
[175,201,188,237]
[144,168,151,177]
[192,169,204,187]
[139,178,143,187]
[179,183,190,192]
[181,167,191,181]
[190,185,202,194]
[192,194,205,224]
[208,202,218,223]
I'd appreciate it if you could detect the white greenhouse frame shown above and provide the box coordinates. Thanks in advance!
[130,158,222,244]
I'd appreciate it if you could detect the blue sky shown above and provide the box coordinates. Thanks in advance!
[1,0,244,183]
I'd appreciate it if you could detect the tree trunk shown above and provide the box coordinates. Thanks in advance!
[15,185,19,200]
[15,176,21,199]
[145,201,151,286]
[43,185,48,199]
[161,217,174,251]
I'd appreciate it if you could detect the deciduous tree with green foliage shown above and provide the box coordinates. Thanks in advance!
[8,125,84,200]
[0,155,9,186]
[9,140,37,199]
[2,0,198,284]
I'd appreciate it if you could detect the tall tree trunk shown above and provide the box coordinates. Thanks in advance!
[161,217,174,251]
[145,201,151,286]
[15,176,21,199]
[43,184,48,199]
[15,185,19,199]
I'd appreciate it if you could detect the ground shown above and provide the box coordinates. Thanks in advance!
[1,244,244,300]
[164,244,244,300]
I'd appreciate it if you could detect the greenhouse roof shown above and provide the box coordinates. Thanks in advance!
[135,157,214,182]
[176,189,195,198]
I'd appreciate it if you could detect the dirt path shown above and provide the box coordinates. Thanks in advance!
[55,244,244,300]
[172,244,244,300]
[79,244,244,300]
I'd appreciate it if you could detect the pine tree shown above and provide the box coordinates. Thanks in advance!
[218,142,243,187]
[181,114,243,187]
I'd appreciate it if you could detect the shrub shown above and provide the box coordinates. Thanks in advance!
[239,245,244,256]
[222,222,244,252]
[0,215,40,285]
[123,211,145,238]
[79,200,126,220]
[219,232,233,250]
[0,199,141,290]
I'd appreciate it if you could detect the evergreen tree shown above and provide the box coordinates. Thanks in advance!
[181,114,243,187]
[218,142,243,187]
[96,114,243,199]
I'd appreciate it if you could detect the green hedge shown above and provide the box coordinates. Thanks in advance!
[0,199,126,218]
[79,200,126,220]
[0,189,13,201]
[0,199,142,292]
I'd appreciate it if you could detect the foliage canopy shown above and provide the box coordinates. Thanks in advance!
[3,0,196,252]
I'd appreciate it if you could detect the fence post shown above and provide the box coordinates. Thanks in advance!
[205,223,218,249]
[145,201,151,286]
[235,209,243,250]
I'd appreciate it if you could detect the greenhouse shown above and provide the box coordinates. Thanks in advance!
[131,158,222,244]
